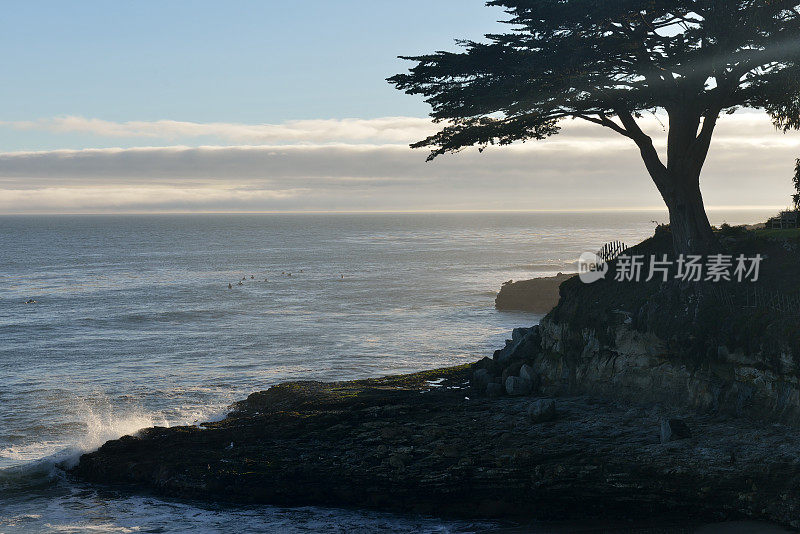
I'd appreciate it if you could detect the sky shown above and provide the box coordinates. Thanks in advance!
[1,1,798,214]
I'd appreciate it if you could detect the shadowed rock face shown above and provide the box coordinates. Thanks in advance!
[511,228,800,424]
[71,364,800,528]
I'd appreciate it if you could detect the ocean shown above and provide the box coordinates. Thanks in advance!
[0,210,775,533]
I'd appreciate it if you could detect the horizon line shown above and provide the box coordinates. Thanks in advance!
[0,206,785,216]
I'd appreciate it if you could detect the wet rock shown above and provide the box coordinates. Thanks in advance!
[380,426,406,440]
[505,376,532,396]
[527,399,556,423]
[434,443,463,458]
[70,360,800,529]
[660,418,692,443]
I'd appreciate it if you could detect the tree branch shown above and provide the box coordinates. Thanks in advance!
[614,107,669,186]
[686,105,723,176]
[613,108,650,143]
[574,113,632,138]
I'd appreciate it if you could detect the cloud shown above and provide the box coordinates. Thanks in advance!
[0,112,790,147]
[1,116,440,144]
[0,113,798,213]
[0,186,306,213]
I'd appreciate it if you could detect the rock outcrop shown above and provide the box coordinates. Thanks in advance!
[489,226,800,425]
[71,363,800,528]
[495,273,574,313]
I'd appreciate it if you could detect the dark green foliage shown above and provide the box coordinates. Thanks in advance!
[390,1,800,160]
[794,158,800,210]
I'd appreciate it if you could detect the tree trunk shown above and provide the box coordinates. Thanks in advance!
[661,177,717,256]
[617,106,720,255]
[635,109,719,256]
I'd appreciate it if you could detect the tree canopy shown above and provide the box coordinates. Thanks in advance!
[390,1,800,159]
[389,1,800,254]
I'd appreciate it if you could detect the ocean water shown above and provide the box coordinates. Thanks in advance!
[0,210,775,533]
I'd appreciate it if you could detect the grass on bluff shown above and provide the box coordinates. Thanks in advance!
[751,227,800,240]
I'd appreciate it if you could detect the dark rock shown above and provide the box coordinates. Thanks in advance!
[493,325,541,366]
[485,382,504,397]
[472,369,492,392]
[493,340,516,366]
[388,454,408,469]
[69,362,800,529]
[519,364,538,389]
[532,228,800,423]
[473,356,500,375]
[527,399,556,423]
[505,376,532,396]
[501,361,524,383]
[512,327,531,343]
[660,418,692,443]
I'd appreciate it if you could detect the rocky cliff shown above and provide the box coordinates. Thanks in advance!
[498,226,800,423]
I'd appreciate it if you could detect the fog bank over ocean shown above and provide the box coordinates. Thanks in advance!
[0,113,795,214]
